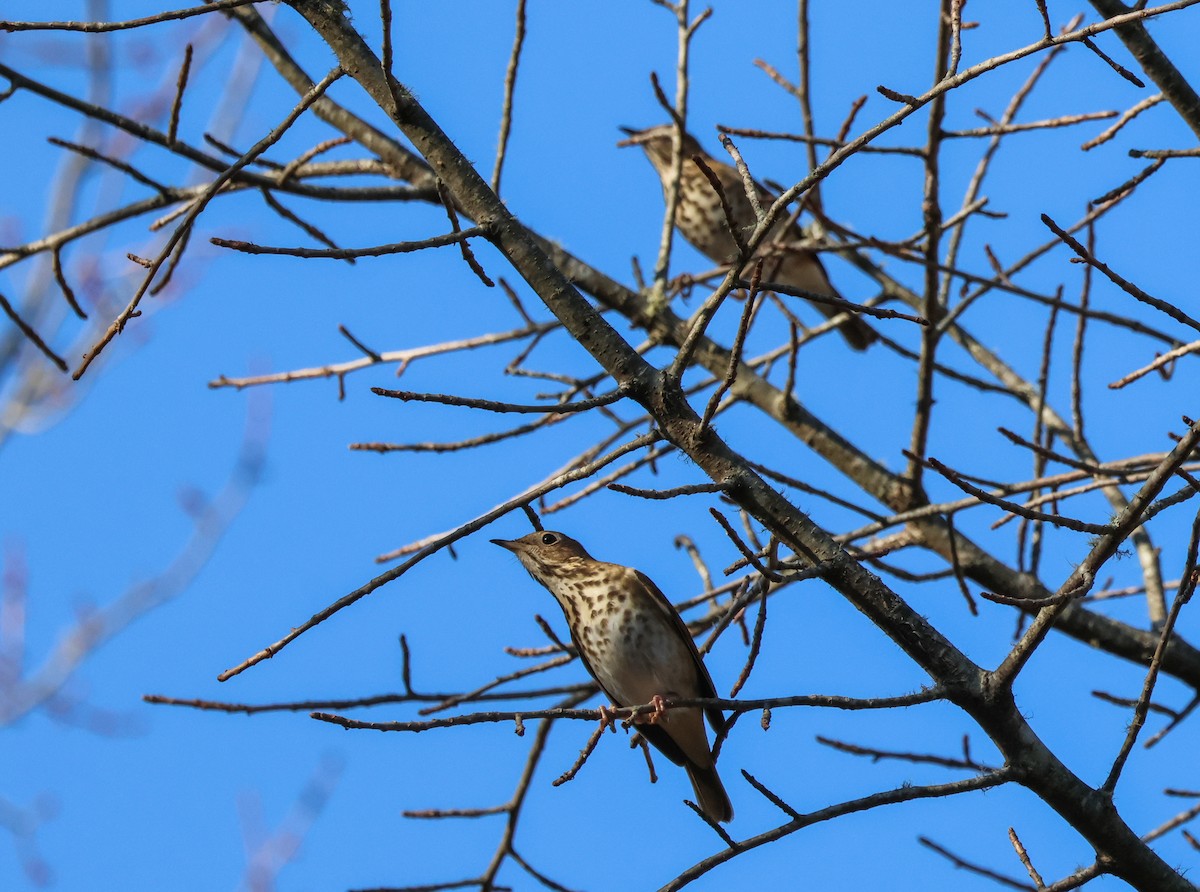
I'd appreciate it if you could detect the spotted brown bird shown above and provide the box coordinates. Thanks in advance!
[492,530,733,822]
[619,124,876,351]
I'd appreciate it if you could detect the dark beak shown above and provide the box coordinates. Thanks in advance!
[616,125,641,148]
[490,538,518,551]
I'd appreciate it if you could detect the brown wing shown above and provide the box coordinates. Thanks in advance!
[631,569,726,736]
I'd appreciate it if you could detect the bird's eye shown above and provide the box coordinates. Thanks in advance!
[541,532,558,545]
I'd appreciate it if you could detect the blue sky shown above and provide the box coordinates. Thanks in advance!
[2,1,1200,890]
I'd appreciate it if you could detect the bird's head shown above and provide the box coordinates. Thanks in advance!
[617,124,704,177]
[491,530,596,586]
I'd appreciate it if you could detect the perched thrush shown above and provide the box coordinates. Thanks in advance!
[492,530,733,823]
[619,124,877,351]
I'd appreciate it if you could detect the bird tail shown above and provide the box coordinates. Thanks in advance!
[685,762,734,823]
[770,248,878,351]
[822,306,877,351]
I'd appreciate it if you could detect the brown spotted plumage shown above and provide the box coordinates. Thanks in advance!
[619,124,877,351]
[492,530,733,823]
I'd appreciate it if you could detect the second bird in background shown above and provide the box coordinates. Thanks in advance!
[619,124,877,351]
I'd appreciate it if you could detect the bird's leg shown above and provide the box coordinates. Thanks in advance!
[597,703,619,733]
[647,693,669,724]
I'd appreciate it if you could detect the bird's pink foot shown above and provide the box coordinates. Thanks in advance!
[648,693,669,724]
[597,703,618,733]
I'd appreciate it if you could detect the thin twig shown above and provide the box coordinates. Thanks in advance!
[1042,213,1200,334]
[0,292,68,372]
[491,0,526,195]
[74,67,346,379]
[0,0,264,32]
[167,44,193,146]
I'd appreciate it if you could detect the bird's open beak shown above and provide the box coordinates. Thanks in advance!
[490,538,518,551]
[616,125,642,148]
